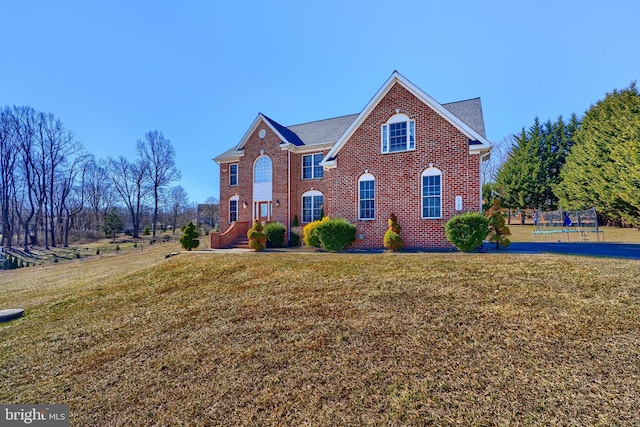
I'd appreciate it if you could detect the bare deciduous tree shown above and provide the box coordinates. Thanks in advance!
[137,131,180,238]
[106,156,151,239]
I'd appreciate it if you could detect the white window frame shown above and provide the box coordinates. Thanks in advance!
[358,173,375,220]
[381,113,415,153]
[229,163,238,186]
[421,167,442,219]
[253,156,272,183]
[301,190,323,223]
[229,196,239,223]
[302,153,324,180]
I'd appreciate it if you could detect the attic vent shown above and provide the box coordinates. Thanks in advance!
[258,129,266,139]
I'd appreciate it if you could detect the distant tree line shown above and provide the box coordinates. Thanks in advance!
[491,82,640,227]
[0,105,207,251]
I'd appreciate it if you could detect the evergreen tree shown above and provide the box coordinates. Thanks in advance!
[555,82,640,226]
[496,115,579,216]
[102,208,123,243]
[486,200,511,249]
[179,221,200,251]
[495,128,542,220]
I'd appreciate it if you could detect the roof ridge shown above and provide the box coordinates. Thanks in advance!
[286,113,359,128]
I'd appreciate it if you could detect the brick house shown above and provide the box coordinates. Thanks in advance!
[211,71,492,249]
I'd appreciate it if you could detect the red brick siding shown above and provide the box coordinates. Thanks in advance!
[326,83,481,249]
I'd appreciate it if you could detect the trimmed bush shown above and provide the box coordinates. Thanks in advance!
[179,221,200,251]
[289,232,300,247]
[383,213,403,251]
[445,212,489,252]
[264,221,286,248]
[315,218,356,252]
[247,220,267,251]
[303,217,328,247]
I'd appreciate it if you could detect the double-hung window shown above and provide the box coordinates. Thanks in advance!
[422,168,442,219]
[229,198,238,223]
[382,113,415,153]
[358,174,375,220]
[302,191,323,223]
[302,153,324,179]
[229,164,238,186]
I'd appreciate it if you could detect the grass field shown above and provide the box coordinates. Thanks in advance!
[1,241,639,425]
[506,225,640,244]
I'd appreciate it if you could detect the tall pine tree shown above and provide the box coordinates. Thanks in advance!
[555,82,640,226]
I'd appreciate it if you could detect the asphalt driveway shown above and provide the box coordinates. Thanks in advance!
[504,242,640,260]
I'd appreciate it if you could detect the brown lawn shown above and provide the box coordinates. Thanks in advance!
[1,243,639,425]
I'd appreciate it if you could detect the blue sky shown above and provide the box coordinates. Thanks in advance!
[2,1,638,204]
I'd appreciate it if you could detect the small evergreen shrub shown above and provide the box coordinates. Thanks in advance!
[445,212,489,252]
[289,231,300,247]
[303,217,328,247]
[247,220,267,251]
[96,248,101,255]
[115,245,120,252]
[143,225,151,235]
[383,213,403,251]
[486,200,511,249]
[292,214,299,227]
[315,218,356,252]
[180,221,200,251]
[264,221,286,248]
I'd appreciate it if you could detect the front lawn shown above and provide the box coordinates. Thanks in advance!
[1,248,639,425]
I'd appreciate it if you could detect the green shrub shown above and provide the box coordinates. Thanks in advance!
[315,218,356,252]
[383,213,403,251]
[289,231,300,247]
[303,217,327,247]
[179,221,200,251]
[143,225,151,235]
[247,220,267,251]
[264,222,286,248]
[445,212,489,252]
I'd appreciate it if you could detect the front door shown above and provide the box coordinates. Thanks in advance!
[258,202,270,223]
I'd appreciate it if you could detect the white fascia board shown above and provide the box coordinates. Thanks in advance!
[283,142,335,154]
[213,150,244,165]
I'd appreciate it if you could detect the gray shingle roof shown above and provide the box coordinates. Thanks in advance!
[442,98,486,139]
[286,114,359,147]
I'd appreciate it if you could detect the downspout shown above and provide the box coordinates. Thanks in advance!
[479,149,492,210]
[288,148,291,243]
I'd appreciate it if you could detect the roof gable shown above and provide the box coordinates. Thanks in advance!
[322,71,491,166]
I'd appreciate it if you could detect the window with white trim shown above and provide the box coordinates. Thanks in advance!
[229,164,238,186]
[358,173,375,220]
[302,190,323,223]
[422,168,442,219]
[382,113,415,153]
[302,153,324,179]
[254,156,272,183]
[229,197,239,223]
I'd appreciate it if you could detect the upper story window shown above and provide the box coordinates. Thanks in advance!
[422,167,442,219]
[358,173,375,220]
[254,156,272,183]
[302,153,324,179]
[229,164,238,186]
[382,113,415,153]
